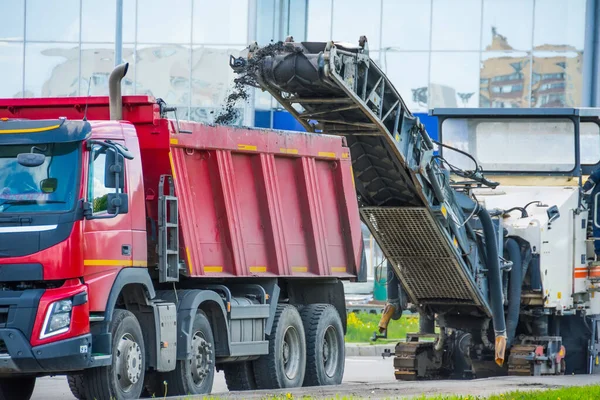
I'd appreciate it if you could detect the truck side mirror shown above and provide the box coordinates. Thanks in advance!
[106,193,129,215]
[104,148,125,189]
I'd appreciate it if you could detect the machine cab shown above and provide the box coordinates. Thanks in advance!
[432,107,600,182]
[432,108,600,310]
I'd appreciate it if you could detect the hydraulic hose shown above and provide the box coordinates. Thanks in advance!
[505,238,522,347]
[477,206,507,366]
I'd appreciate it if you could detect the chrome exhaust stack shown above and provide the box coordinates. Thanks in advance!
[109,62,129,120]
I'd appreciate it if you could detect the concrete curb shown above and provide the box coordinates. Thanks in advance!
[345,343,394,357]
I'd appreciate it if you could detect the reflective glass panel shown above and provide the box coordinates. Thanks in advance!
[190,106,244,124]
[137,0,191,43]
[0,0,24,40]
[82,0,116,42]
[332,0,380,49]
[307,0,332,41]
[481,0,534,51]
[534,0,586,50]
[431,0,481,51]
[26,0,80,42]
[531,51,582,107]
[429,52,480,108]
[81,44,136,96]
[81,0,136,43]
[581,122,600,165]
[257,0,275,44]
[0,43,23,98]
[136,45,190,104]
[122,0,137,43]
[193,0,248,45]
[480,52,530,108]
[192,46,244,122]
[288,0,308,40]
[383,52,429,112]
[381,0,431,50]
[442,118,575,172]
[25,43,80,97]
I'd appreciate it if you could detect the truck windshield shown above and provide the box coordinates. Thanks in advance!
[441,118,576,173]
[0,142,80,213]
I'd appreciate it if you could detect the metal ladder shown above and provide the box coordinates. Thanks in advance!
[158,175,179,283]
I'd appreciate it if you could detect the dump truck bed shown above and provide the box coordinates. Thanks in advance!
[0,95,363,279]
[168,121,362,278]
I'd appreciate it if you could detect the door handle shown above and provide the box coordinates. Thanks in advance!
[122,245,131,256]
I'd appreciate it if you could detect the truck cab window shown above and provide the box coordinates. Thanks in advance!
[88,145,125,214]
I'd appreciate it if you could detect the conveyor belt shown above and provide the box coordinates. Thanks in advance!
[237,38,491,316]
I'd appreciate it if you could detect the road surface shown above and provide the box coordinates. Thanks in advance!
[32,357,598,399]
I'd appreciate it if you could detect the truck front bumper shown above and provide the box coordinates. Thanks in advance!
[0,329,92,375]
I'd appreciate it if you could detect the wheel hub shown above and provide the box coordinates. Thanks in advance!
[323,325,339,378]
[282,326,301,380]
[116,334,142,392]
[190,331,213,385]
[323,337,330,363]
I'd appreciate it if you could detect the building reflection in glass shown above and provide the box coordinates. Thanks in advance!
[480,27,582,108]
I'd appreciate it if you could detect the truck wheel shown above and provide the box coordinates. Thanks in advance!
[223,361,257,391]
[163,311,215,395]
[0,376,35,400]
[300,304,345,386]
[67,374,86,399]
[253,304,306,389]
[84,309,146,400]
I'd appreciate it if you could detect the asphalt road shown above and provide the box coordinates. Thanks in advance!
[31,357,600,399]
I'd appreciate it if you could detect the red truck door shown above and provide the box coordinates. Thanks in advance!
[83,140,134,312]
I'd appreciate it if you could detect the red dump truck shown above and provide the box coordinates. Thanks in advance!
[0,64,363,400]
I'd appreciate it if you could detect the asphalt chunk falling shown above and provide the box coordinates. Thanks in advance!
[214,41,286,125]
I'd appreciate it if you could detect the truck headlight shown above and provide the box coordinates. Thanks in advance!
[41,299,72,339]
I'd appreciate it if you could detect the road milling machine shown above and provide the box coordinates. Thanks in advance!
[232,36,600,379]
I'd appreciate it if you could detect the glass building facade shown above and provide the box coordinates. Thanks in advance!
[0,0,596,127]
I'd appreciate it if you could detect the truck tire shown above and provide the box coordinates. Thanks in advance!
[84,309,146,400]
[222,361,257,391]
[300,304,345,386]
[163,311,215,395]
[0,376,35,400]
[67,374,86,399]
[253,304,306,389]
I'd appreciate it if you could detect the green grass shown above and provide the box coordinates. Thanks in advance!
[408,384,600,399]
[345,311,419,343]
[193,385,600,399]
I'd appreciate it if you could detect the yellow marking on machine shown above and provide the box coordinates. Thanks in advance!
[250,266,267,273]
[238,144,257,151]
[441,205,448,218]
[292,266,308,272]
[170,138,179,145]
[168,152,177,180]
[318,151,336,158]
[84,259,147,267]
[331,266,346,272]
[280,148,299,154]
[342,152,349,159]
[204,266,223,273]
[185,247,193,274]
[0,124,61,134]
